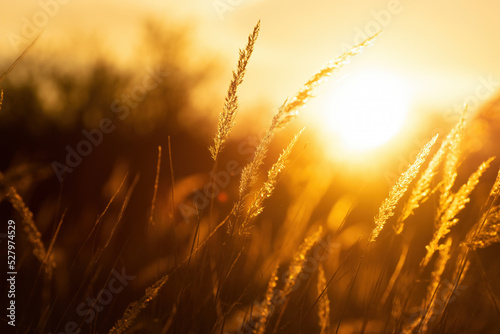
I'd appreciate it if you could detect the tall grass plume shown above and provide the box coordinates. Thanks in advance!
[1,173,54,274]
[422,157,494,267]
[396,117,466,232]
[209,21,260,161]
[317,263,331,334]
[230,34,379,233]
[370,134,438,242]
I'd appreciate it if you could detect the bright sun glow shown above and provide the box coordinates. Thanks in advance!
[323,70,412,152]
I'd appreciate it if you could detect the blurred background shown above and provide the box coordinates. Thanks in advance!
[1,0,500,332]
[1,0,500,168]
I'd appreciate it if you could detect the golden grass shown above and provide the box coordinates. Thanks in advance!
[242,128,304,234]
[422,157,494,267]
[370,134,438,242]
[283,226,323,297]
[94,174,139,265]
[463,167,500,249]
[210,21,260,161]
[108,275,169,334]
[148,146,162,226]
[381,243,409,304]
[436,113,467,223]
[396,117,465,232]
[255,263,280,334]
[317,263,331,334]
[229,33,378,234]
[489,168,500,199]
[275,32,380,130]
[403,237,452,333]
[5,19,500,334]
[255,226,323,333]
[420,237,452,332]
[1,172,54,275]
[466,205,500,249]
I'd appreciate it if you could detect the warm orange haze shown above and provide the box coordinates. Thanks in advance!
[1,1,500,333]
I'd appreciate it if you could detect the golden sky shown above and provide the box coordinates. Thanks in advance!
[1,0,499,128]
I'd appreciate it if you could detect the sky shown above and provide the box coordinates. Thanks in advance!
[1,0,500,138]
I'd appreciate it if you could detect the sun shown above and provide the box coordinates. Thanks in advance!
[322,70,412,153]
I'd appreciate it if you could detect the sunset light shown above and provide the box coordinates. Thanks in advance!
[324,70,411,151]
[2,1,500,333]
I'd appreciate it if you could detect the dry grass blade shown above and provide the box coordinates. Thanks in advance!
[43,210,66,274]
[488,168,500,199]
[255,263,280,334]
[396,117,466,232]
[108,275,169,334]
[0,35,40,84]
[210,21,260,161]
[149,146,162,225]
[381,243,409,304]
[283,226,323,297]
[236,109,281,208]
[419,237,452,332]
[256,227,323,333]
[275,32,380,129]
[107,214,234,333]
[422,157,495,267]
[228,103,283,233]
[436,112,467,222]
[466,206,500,249]
[272,227,323,332]
[241,129,304,233]
[168,136,176,219]
[462,167,500,249]
[317,263,331,334]
[230,35,378,233]
[403,238,452,333]
[370,134,438,242]
[1,173,53,273]
[94,174,139,265]
[71,173,128,270]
